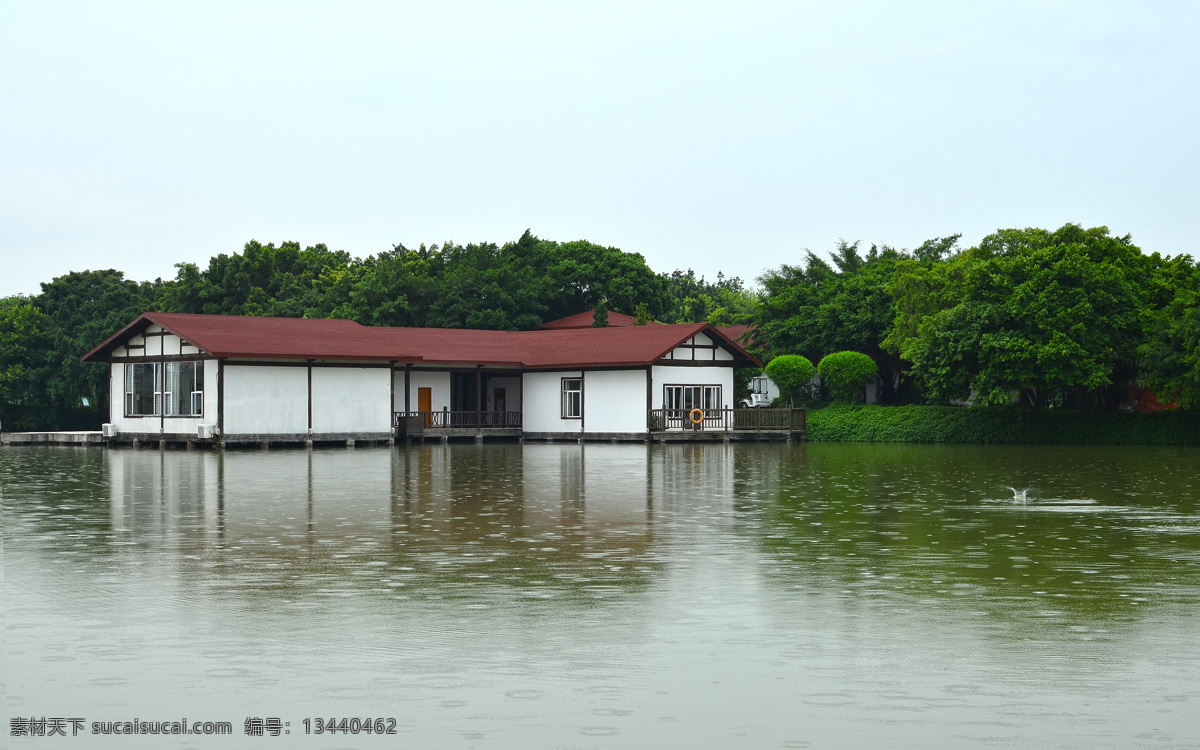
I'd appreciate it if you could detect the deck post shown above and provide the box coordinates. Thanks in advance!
[475,366,483,431]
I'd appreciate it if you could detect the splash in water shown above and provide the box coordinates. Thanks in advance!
[1005,486,1031,503]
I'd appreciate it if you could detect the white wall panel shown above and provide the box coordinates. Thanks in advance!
[223,365,308,434]
[311,367,391,433]
[582,370,647,433]
[523,371,582,433]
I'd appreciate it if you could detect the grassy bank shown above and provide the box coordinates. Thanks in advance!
[806,404,1200,445]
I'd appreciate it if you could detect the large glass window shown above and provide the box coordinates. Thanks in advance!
[664,384,721,411]
[561,378,582,418]
[124,361,204,417]
[703,385,722,410]
[125,363,161,416]
[166,361,204,416]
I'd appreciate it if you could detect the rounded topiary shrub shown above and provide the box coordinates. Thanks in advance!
[764,354,816,407]
[817,351,877,403]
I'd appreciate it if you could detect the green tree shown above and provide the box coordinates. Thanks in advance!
[818,351,878,403]
[0,300,52,430]
[633,303,651,326]
[662,270,755,325]
[886,224,1154,408]
[592,300,609,327]
[1139,259,1200,407]
[764,354,816,407]
[755,239,938,402]
[35,270,162,428]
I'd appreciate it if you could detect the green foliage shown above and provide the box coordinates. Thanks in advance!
[886,225,1157,407]
[817,351,877,403]
[0,300,52,430]
[754,239,938,402]
[159,230,670,331]
[8,220,1198,430]
[1138,259,1200,407]
[662,270,757,325]
[592,300,609,328]
[764,355,815,406]
[807,404,1200,445]
[35,271,162,429]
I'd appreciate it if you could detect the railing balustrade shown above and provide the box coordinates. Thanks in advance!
[393,409,802,434]
[647,408,805,433]
[393,411,523,431]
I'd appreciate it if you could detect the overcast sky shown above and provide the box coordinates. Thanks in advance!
[2,1,1197,298]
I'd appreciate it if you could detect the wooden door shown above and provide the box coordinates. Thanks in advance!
[418,387,432,427]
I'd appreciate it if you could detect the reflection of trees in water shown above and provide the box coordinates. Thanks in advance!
[1,446,116,549]
[735,443,1200,623]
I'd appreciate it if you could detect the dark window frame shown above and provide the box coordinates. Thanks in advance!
[663,384,722,411]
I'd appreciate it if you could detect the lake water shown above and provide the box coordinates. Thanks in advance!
[4,442,1199,749]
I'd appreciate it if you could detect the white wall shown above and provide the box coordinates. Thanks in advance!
[109,362,127,430]
[581,370,648,433]
[651,365,735,409]
[311,367,391,433]
[395,369,451,412]
[522,371,583,433]
[223,365,308,434]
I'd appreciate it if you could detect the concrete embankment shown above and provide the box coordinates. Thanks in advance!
[1,431,104,446]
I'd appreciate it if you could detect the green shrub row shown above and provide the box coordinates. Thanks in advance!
[806,404,1200,445]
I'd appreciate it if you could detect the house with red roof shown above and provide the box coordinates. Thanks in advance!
[81,312,783,445]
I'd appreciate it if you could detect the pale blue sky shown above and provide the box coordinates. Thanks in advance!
[2,1,1197,297]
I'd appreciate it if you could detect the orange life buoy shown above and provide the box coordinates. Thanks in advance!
[689,408,705,424]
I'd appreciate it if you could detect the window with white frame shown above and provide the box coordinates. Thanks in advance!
[165,361,204,416]
[561,377,582,418]
[125,361,204,417]
[125,363,161,416]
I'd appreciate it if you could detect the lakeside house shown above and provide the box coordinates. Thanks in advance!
[81,312,799,445]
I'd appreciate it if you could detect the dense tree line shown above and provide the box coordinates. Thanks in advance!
[752,224,1199,410]
[2,223,1197,431]
[0,231,746,429]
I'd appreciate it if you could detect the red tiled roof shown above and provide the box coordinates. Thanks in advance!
[82,312,418,362]
[718,325,755,345]
[374,323,758,367]
[517,324,723,368]
[374,328,524,366]
[83,313,760,367]
[540,310,637,329]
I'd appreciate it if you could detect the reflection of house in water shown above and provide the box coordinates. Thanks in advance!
[107,449,222,536]
[521,445,652,531]
[102,446,745,590]
[107,445,742,540]
[648,443,737,513]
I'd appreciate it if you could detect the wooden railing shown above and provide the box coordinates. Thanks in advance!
[647,408,805,433]
[394,410,523,432]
